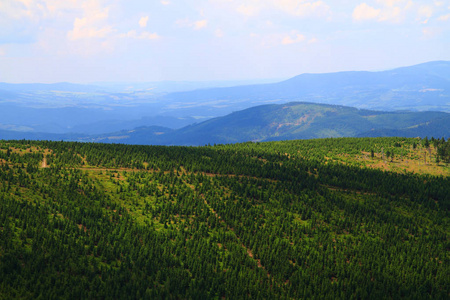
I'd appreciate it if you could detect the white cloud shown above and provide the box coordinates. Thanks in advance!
[61,1,158,55]
[139,16,149,28]
[176,18,208,30]
[378,5,402,22]
[68,18,113,40]
[120,30,159,40]
[65,1,156,43]
[161,0,170,5]
[194,19,208,30]
[308,37,318,44]
[39,0,84,18]
[140,32,160,39]
[376,0,403,7]
[211,0,331,19]
[0,0,57,23]
[37,25,116,57]
[254,30,313,47]
[1,0,112,22]
[67,3,113,40]
[353,0,414,23]
[237,4,260,16]
[353,3,380,21]
[438,14,450,21]
[417,5,433,23]
[282,32,306,45]
[0,0,71,20]
[273,0,331,18]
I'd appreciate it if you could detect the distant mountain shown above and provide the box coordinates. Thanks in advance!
[161,61,450,114]
[0,79,280,95]
[0,129,85,141]
[0,82,104,93]
[1,61,449,138]
[356,115,450,138]
[84,126,173,143]
[0,79,271,134]
[69,116,196,134]
[77,102,450,145]
[1,102,448,144]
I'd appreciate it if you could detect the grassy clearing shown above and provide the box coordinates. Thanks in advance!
[333,146,449,176]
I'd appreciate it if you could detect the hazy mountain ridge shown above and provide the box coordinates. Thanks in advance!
[0,82,103,93]
[1,61,449,138]
[1,102,448,145]
[79,102,450,145]
[161,61,450,113]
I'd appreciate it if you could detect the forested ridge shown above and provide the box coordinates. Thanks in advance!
[0,137,449,299]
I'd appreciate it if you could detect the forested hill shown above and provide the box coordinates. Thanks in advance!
[0,137,449,299]
[3,102,449,145]
[86,102,450,145]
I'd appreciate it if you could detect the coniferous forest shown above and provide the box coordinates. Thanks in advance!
[0,137,449,299]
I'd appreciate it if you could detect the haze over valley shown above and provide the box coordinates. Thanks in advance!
[2,0,449,143]
[1,61,450,143]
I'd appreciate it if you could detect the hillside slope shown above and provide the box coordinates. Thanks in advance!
[1,102,448,145]
[0,138,448,298]
[91,102,450,145]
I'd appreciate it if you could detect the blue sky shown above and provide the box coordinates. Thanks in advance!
[1,0,449,83]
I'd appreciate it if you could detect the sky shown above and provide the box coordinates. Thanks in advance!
[1,0,450,83]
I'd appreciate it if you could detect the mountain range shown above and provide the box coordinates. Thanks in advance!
[161,60,450,115]
[2,102,446,146]
[1,61,449,143]
[82,102,449,145]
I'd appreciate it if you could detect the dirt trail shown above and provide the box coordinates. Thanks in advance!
[41,156,48,168]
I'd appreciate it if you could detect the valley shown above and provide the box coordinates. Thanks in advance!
[1,61,450,141]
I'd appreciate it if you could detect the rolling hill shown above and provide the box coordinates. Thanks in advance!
[83,102,450,145]
[0,138,448,298]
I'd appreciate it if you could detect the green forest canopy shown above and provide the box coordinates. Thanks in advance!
[0,137,449,299]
